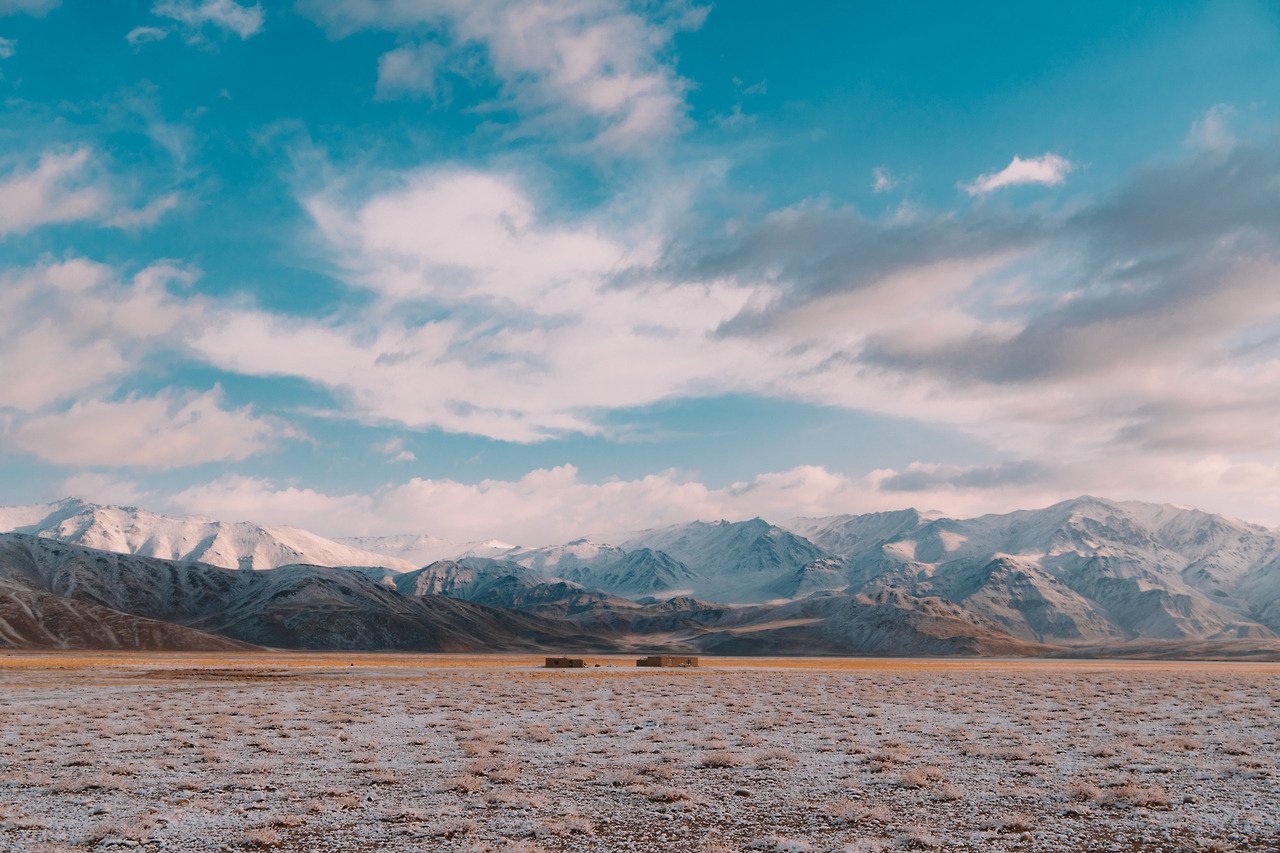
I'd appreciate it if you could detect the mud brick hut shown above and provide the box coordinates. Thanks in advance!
[636,655,699,668]
[544,656,586,668]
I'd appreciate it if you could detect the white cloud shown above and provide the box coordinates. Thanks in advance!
[0,259,201,411]
[303,0,703,149]
[0,36,14,58]
[106,191,181,228]
[1188,103,1236,152]
[374,437,416,462]
[195,164,782,441]
[871,166,895,193]
[9,388,289,469]
[963,153,1074,195]
[56,473,148,507]
[153,0,262,39]
[376,42,449,101]
[166,452,1280,543]
[0,148,109,236]
[126,25,169,45]
[0,0,59,15]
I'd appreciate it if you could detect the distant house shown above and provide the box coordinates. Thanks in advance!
[544,656,586,668]
[636,655,699,668]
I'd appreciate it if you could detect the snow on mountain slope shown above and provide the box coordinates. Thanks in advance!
[511,539,626,574]
[622,518,830,602]
[0,498,415,572]
[336,533,466,567]
[782,509,938,557]
[573,548,699,597]
[802,496,1280,640]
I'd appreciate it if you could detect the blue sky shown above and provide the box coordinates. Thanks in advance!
[3,0,1280,542]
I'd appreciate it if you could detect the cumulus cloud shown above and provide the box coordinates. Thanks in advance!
[0,259,201,411]
[963,153,1074,195]
[165,453,1280,543]
[302,0,704,149]
[179,124,1280,505]
[9,388,289,469]
[194,165,779,441]
[153,0,262,39]
[56,473,148,507]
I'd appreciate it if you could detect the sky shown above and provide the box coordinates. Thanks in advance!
[3,0,1280,543]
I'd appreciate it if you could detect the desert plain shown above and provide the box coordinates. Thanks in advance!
[0,652,1276,852]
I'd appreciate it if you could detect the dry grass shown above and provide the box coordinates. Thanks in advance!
[0,652,1275,851]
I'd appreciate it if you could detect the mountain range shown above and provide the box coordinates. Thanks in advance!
[2,495,1279,658]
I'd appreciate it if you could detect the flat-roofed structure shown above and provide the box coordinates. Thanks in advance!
[544,656,586,668]
[636,655,699,668]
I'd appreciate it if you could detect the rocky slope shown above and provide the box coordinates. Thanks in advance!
[0,535,612,652]
[0,577,252,651]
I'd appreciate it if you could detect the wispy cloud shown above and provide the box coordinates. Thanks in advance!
[302,0,706,150]
[963,153,1074,195]
[152,0,262,40]
[0,0,59,16]
[125,25,168,46]
[0,148,108,236]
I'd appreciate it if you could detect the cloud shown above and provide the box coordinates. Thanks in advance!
[374,437,416,462]
[8,388,290,469]
[0,36,13,58]
[56,473,148,507]
[106,191,181,228]
[302,0,705,149]
[165,452,1280,543]
[126,25,169,45]
[1188,104,1236,152]
[0,259,201,411]
[963,153,1074,195]
[871,166,895,193]
[194,164,778,441]
[375,42,450,101]
[153,0,263,39]
[0,148,109,236]
[0,0,59,15]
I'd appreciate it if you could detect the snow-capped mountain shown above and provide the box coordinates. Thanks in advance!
[784,496,1280,642]
[0,498,415,572]
[4,493,1280,657]
[338,534,520,566]
[504,540,697,597]
[622,518,832,602]
[510,539,627,575]
[0,534,607,652]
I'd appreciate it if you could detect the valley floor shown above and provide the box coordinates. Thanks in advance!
[0,653,1277,852]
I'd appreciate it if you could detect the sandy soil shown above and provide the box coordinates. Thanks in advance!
[1,652,1277,851]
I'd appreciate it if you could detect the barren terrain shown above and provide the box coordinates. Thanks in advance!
[1,653,1277,851]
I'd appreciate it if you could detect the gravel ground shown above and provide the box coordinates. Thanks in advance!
[0,655,1277,852]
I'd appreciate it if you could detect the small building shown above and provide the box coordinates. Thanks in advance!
[544,656,586,668]
[636,655,699,668]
